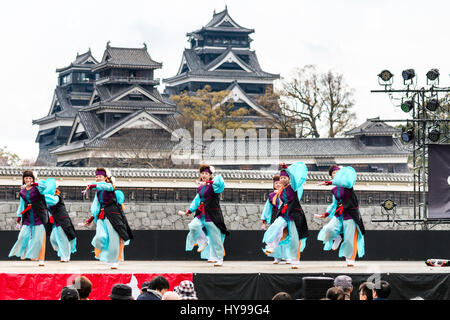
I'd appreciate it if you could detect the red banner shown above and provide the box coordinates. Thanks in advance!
[0,273,193,300]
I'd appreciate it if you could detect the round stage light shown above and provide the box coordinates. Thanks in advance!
[378,70,393,82]
[402,69,416,81]
[428,128,441,142]
[425,99,440,112]
[382,199,396,211]
[426,68,440,81]
[401,129,414,143]
[401,100,414,113]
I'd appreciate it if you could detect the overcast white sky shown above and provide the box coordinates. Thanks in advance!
[0,0,448,160]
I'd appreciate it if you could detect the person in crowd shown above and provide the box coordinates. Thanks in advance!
[162,291,180,300]
[136,275,170,300]
[325,287,345,300]
[334,275,353,300]
[72,276,93,300]
[60,286,80,300]
[175,280,198,300]
[358,282,374,300]
[372,280,391,300]
[109,284,134,300]
[272,292,293,300]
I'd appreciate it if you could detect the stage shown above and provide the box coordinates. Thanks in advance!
[3,229,450,300]
[0,260,445,274]
[1,259,450,300]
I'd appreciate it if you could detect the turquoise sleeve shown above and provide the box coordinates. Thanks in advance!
[115,190,125,205]
[260,200,273,223]
[286,161,308,201]
[332,166,357,188]
[326,196,338,218]
[93,182,114,191]
[44,194,60,207]
[189,194,201,213]
[16,197,25,217]
[90,193,101,221]
[37,178,57,195]
[212,175,225,194]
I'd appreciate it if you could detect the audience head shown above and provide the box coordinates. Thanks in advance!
[148,276,170,295]
[109,284,134,300]
[372,280,391,300]
[359,282,374,300]
[334,275,353,299]
[325,287,345,300]
[177,280,198,300]
[272,292,293,300]
[72,276,92,300]
[162,291,180,300]
[60,286,80,300]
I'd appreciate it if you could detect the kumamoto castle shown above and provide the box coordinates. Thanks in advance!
[0,8,421,231]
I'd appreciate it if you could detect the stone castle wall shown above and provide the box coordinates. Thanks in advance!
[0,201,442,231]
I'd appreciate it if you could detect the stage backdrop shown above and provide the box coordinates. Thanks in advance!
[428,144,450,219]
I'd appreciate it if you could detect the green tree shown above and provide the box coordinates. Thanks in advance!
[170,85,253,135]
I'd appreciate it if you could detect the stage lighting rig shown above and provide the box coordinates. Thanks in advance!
[381,199,396,211]
[401,100,414,113]
[428,126,441,142]
[425,98,440,112]
[401,127,414,143]
[426,68,440,84]
[402,69,416,84]
[378,70,394,86]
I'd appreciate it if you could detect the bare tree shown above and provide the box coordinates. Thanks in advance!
[320,70,356,137]
[281,65,322,138]
[256,87,298,138]
[281,65,357,138]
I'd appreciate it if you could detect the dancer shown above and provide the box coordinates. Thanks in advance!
[81,168,133,269]
[9,171,53,266]
[181,164,229,267]
[260,175,289,264]
[263,162,309,269]
[316,165,365,266]
[45,185,77,262]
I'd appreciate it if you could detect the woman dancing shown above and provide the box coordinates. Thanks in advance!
[261,175,289,264]
[181,164,229,267]
[81,168,133,269]
[262,162,309,269]
[45,185,77,262]
[316,165,365,266]
[9,170,53,266]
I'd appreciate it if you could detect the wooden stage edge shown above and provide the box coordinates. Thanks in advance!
[1,260,450,275]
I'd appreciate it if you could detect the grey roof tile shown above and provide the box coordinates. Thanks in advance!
[345,117,401,136]
[0,166,413,183]
[93,46,162,71]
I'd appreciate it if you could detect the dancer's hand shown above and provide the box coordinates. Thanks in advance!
[15,223,21,230]
[314,213,329,219]
[177,210,191,216]
[261,221,268,230]
[317,181,332,186]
